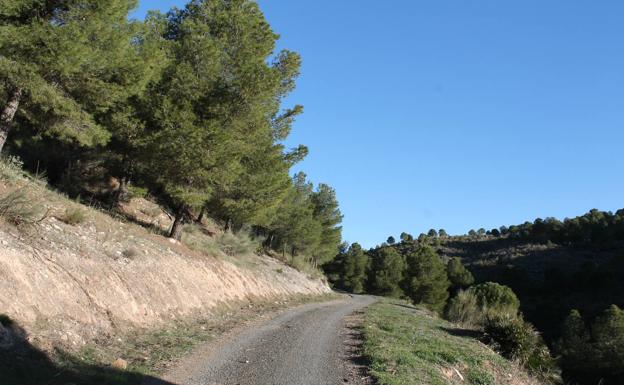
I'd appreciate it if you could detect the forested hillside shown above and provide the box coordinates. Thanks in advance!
[326,207,624,385]
[0,0,342,267]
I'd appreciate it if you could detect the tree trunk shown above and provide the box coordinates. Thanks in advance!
[196,206,206,223]
[263,233,274,250]
[169,208,186,240]
[112,176,130,208]
[0,88,23,153]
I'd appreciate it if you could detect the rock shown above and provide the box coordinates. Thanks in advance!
[112,358,128,370]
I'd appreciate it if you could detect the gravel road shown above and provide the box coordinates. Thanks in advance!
[164,295,376,385]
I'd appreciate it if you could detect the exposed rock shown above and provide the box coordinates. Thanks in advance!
[112,358,128,370]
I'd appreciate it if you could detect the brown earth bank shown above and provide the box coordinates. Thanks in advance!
[0,184,330,356]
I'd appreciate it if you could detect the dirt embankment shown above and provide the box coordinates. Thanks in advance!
[0,202,330,350]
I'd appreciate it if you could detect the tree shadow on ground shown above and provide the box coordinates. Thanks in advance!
[438,326,484,340]
[111,208,170,237]
[0,315,175,385]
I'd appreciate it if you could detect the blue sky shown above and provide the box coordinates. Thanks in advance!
[133,1,624,247]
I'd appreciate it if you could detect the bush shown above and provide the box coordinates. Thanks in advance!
[445,289,483,326]
[216,231,260,256]
[0,188,44,226]
[0,155,26,182]
[446,282,521,327]
[470,282,520,318]
[485,315,559,382]
[485,315,538,362]
[60,207,86,225]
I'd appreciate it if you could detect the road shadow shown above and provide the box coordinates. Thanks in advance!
[0,314,176,385]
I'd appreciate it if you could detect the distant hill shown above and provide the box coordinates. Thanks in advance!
[435,231,624,341]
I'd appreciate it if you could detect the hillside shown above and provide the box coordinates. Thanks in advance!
[434,235,624,340]
[0,159,331,381]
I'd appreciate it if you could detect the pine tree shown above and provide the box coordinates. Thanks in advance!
[140,0,295,238]
[592,305,624,374]
[558,309,590,371]
[102,11,171,205]
[403,245,450,313]
[368,247,405,298]
[0,0,145,153]
[269,173,322,257]
[310,183,343,265]
[400,232,413,242]
[447,257,475,291]
[339,243,369,293]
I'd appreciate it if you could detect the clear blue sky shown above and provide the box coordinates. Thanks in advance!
[132,1,624,248]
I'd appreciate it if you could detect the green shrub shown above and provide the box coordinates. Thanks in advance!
[60,207,86,225]
[0,188,45,226]
[485,315,559,382]
[470,282,520,318]
[446,282,521,327]
[485,315,538,362]
[445,289,483,326]
[217,231,260,256]
[127,185,148,200]
[0,155,25,182]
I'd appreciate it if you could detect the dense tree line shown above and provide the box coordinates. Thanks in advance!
[325,238,464,313]
[461,208,624,247]
[0,0,342,263]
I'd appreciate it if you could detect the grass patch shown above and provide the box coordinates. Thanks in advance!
[59,206,87,225]
[362,299,540,385]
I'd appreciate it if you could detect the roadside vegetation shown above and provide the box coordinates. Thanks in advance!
[327,211,624,385]
[362,299,541,385]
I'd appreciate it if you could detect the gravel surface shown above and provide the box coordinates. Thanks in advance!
[165,295,376,385]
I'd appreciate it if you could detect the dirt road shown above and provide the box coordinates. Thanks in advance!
[161,295,376,385]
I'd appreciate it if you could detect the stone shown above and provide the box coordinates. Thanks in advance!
[112,358,128,370]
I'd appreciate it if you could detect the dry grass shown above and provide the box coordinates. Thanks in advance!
[59,206,87,226]
[0,188,46,227]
